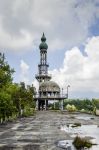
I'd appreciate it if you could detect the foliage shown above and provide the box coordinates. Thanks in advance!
[73,136,93,149]
[49,101,59,110]
[49,99,95,112]
[80,109,85,112]
[0,53,14,89]
[92,99,99,109]
[66,104,77,112]
[64,99,94,112]
[0,91,12,122]
[22,105,35,117]
[0,53,36,124]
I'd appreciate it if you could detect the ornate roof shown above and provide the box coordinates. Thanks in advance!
[39,81,60,92]
[39,33,48,50]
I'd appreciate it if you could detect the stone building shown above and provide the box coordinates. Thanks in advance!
[35,33,66,110]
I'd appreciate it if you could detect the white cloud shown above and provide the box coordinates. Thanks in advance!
[0,0,99,52]
[20,60,30,84]
[50,36,99,97]
[0,21,33,51]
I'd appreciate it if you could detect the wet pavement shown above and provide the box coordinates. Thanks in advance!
[0,111,99,150]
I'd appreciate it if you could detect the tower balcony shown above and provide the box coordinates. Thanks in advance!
[35,74,52,81]
[38,64,49,67]
[35,73,52,78]
[34,93,67,100]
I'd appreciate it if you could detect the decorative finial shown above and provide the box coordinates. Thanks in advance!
[41,32,46,42]
[39,33,48,50]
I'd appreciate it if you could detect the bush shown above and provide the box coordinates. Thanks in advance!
[66,104,77,112]
[22,106,35,117]
[73,136,93,149]
[80,109,85,112]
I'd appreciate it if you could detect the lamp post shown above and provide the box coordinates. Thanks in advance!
[67,85,70,99]
[61,88,64,111]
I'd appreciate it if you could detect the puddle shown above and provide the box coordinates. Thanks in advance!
[60,124,99,150]
[75,116,94,121]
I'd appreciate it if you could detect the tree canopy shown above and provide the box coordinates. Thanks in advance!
[0,53,36,123]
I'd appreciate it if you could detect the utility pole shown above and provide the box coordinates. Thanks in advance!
[67,85,70,99]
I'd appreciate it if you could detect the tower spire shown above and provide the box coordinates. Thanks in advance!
[35,33,51,82]
[41,32,46,42]
[39,33,48,50]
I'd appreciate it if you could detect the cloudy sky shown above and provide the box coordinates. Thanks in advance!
[1,0,99,99]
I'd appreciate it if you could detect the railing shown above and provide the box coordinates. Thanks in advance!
[34,94,67,99]
[35,74,52,77]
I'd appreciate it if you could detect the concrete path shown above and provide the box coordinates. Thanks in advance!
[0,111,99,150]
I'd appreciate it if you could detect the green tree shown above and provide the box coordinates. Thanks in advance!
[19,83,36,116]
[0,53,36,123]
[0,53,15,123]
[0,53,14,89]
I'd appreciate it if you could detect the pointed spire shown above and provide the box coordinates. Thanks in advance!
[41,32,46,42]
[39,33,48,50]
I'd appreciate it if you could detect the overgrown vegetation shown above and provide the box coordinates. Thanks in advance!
[64,99,99,114]
[66,104,77,112]
[64,99,94,112]
[0,53,36,124]
[73,136,93,149]
[49,98,99,114]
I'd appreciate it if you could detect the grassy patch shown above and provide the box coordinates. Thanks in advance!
[73,136,93,149]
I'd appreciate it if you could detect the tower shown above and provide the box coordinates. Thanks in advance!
[35,33,51,82]
[35,33,65,111]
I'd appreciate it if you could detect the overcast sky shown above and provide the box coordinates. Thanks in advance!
[1,0,99,99]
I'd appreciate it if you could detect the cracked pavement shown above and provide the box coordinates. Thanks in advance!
[0,111,99,150]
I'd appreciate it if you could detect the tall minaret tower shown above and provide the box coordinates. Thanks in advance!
[36,33,51,82]
[35,33,64,111]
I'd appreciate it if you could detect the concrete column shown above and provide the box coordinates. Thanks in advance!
[46,100,48,110]
[59,100,61,110]
[45,100,47,110]
[54,100,55,110]
[61,99,64,111]
[36,99,39,110]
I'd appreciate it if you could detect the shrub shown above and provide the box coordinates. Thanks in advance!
[66,104,77,112]
[81,109,85,112]
[73,136,93,149]
[22,106,35,117]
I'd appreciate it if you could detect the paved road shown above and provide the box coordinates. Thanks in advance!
[0,111,99,150]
